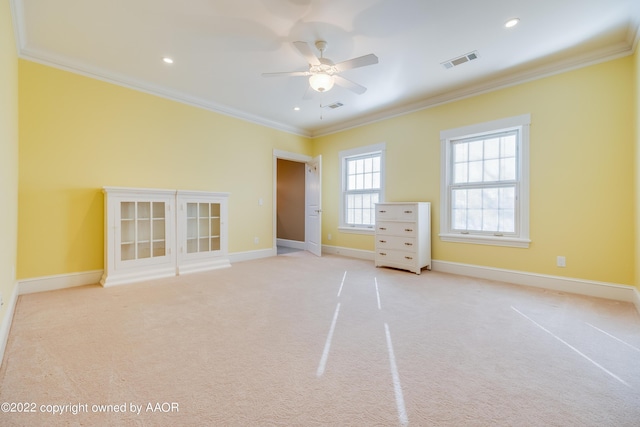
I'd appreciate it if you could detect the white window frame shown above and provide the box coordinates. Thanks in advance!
[339,143,386,234]
[440,115,531,248]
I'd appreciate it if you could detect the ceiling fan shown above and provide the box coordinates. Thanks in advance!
[262,40,378,96]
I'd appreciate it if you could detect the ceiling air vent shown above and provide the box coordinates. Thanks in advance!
[323,102,344,109]
[442,51,479,69]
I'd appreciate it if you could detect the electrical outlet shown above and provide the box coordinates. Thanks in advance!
[254,237,259,244]
[328,233,332,241]
[557,256,566,268]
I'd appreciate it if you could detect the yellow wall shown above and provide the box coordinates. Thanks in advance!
[0,0,19,322]
[314,57,636,286]
[18,60,312,279]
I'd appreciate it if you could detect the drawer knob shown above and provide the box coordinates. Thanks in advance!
[379,227,387,231]
[404,210,413,214]
[404,242,413,246]
[379,252,387,256]
[405,256,413,260]
[379,240,387,243]
[379,210,386,213]
[405,228,413,232]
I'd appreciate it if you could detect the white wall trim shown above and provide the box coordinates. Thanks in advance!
[228,248,276,263]
[322,244,375,261]
[0,283,20,367]
[633,288,640,317]
[18,270,103,295]
[432,260,639,303]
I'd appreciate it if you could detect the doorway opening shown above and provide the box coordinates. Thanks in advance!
[273,150,322,257]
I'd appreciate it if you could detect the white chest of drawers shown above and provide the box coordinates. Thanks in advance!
[374,202,431,274]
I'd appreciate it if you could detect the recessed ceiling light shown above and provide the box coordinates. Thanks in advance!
[505,18,520,28]
[162,57,174,64]
[293,107,300,111]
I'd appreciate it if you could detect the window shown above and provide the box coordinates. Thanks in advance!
[339,143,386,233]
[440,115,530,247]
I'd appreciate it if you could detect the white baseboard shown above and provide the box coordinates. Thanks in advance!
[18,270,103,294]
[432,260,639,303]
[228,248,276,263]
[322,244,375,261]
[633,288,640,317]
[0,283,19,367]
[276,238,305,250]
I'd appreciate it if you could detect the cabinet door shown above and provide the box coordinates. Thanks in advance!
[115,199,171,269]
[185,201,222,255]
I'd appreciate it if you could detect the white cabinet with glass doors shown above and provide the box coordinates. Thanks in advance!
[176,190,230,274]
[102,187,177,286]
[101,187,230,287]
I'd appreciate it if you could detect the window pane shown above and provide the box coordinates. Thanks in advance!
[454,143,468,162]
[484,159,500,181]
[364,157,373,173]
[454,163,468,183]
[372,172,380,188]
[453,189,467,208]
[499,187,515,209]
[502,135,516,157]
[469,140,483,161]
[483,188,499,209]
[467,188,482,209]
[467,209,482,230]
[468,161,483,182]
[501,158,516,180]
[500,209,515,232]
[484,138,500,159]
[453,209,467,229]
[483,209,499,231]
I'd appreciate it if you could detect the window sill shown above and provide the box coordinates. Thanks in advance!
[439,233,530,248]
[339,226,375,235]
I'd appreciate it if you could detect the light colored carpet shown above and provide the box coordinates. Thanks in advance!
[1,252,639,426]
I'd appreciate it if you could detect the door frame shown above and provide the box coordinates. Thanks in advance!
[273,150,322,256]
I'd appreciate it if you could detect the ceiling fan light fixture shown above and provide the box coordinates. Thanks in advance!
[309,73,334,92]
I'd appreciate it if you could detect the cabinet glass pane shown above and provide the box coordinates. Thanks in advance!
[121,243,135,261]
[152,202,165,219]
[187,239,198,254]
[153,219,165,240]
[187,218,197,239]
[211,237,220,251]
[199,218,210,238]
[138,242,151,259]
[199,203,210,217]
[199,238,209,252]
[153,241,165,257]
[210,203,220,218]
[138,202,150,219]
[187,203,197,218]
[121,220,134,244]
[121,202,135,220]
[210,217,220,237]
[138,219,150,242]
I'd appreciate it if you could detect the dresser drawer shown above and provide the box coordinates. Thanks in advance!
[375,204,417,221]
[375,250,418,266]
[376,221,417,236]
[376,235,416,252]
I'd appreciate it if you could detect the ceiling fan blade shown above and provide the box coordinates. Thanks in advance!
[293,41,321,66]
[334,75,367,94]
[261,71,310,78]
[334,53,379,72]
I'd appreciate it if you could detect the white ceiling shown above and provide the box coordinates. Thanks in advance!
[11,0,640,137]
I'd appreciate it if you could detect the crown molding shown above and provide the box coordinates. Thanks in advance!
[310,40,635,138]
[17,46,312,138]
